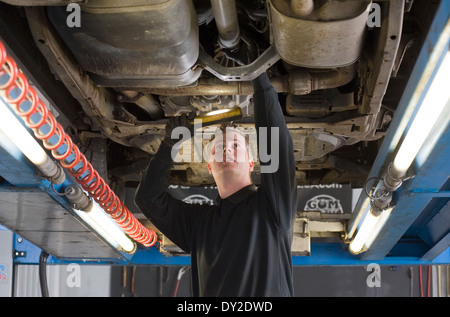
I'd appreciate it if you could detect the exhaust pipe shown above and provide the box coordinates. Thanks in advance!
[211,0,240,49]
[144,64,356,96]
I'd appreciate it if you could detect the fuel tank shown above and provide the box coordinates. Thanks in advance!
[47,0,200,88]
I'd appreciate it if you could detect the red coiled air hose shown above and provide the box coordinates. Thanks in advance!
[0,40,157,247]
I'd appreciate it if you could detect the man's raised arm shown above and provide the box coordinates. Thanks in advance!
[252,72,297,230]
[134,112,197,253]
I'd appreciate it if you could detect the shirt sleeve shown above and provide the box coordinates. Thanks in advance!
[252,72,298,230]
[134,141,196,253]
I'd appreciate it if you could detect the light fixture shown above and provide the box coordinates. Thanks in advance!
[392,51,450,178]
[73,203,136,254]
[349,48,450,255]
[66,185,136,254]
[189,106,243,127]
[349,205,393,254]
[349,208,380,254]
[0,95,135,254]
[0,96,65,184]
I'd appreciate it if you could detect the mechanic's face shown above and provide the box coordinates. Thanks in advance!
[207,130,254,180]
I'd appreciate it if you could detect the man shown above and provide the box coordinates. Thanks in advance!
[135,71,297,296]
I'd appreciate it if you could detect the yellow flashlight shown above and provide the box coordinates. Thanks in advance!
[189,107,243,127]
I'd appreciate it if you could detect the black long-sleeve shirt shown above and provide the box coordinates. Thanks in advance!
[135,73,297,297]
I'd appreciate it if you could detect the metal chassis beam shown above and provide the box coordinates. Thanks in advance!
[11,236,449,266]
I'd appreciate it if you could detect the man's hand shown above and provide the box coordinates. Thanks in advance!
[163,111,197,147]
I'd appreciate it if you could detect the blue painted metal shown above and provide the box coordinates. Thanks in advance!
[348,0,450,262]
[12,234,46,265]
[12,233,132,265]
[1,185,131,261]
[408,190,450,198]
[361,104,450,260]
[347,0,450,240]
[12,234,448,266]
[291,244,449,266]
[417,200,450,247]
[0,109,134,262]
[421,233,450,261]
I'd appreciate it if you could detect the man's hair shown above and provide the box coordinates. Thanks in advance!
[210,122,248,144]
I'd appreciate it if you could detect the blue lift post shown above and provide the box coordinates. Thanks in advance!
[348,0,450,263]
[1,1,449,267]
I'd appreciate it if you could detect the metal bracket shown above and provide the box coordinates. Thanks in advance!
[197,45,281,81]
[293,218,311,256]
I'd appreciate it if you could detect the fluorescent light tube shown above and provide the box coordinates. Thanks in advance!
[0,96,64,183]
[364,206,393,250]
[393,52,450,177]
[73,201,136,254]
[349,208,380,254]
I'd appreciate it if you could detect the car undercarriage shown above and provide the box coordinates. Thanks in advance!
[0,0,439,190]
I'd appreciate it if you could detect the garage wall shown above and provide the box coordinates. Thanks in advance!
[10,263,449,297]
[109,264,449,297]
[0,229,13,297]
[13,264,111,297]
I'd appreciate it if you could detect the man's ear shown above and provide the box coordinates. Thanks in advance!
[207,162,212,175]
[249,160,255,172]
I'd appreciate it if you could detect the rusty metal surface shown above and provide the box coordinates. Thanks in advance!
[268,0,370,68]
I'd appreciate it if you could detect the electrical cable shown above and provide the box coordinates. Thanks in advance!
[419,265,432,297]
[409,266,413,297]
[0,40,157,247]
[173,266,189,297]
[447,265,449,297]
[39,250,49,297]
[173,280,181,297]
[427,265,431,297]
[130,266,136,296]
[438,265,441,297]
[419,266,422,297]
